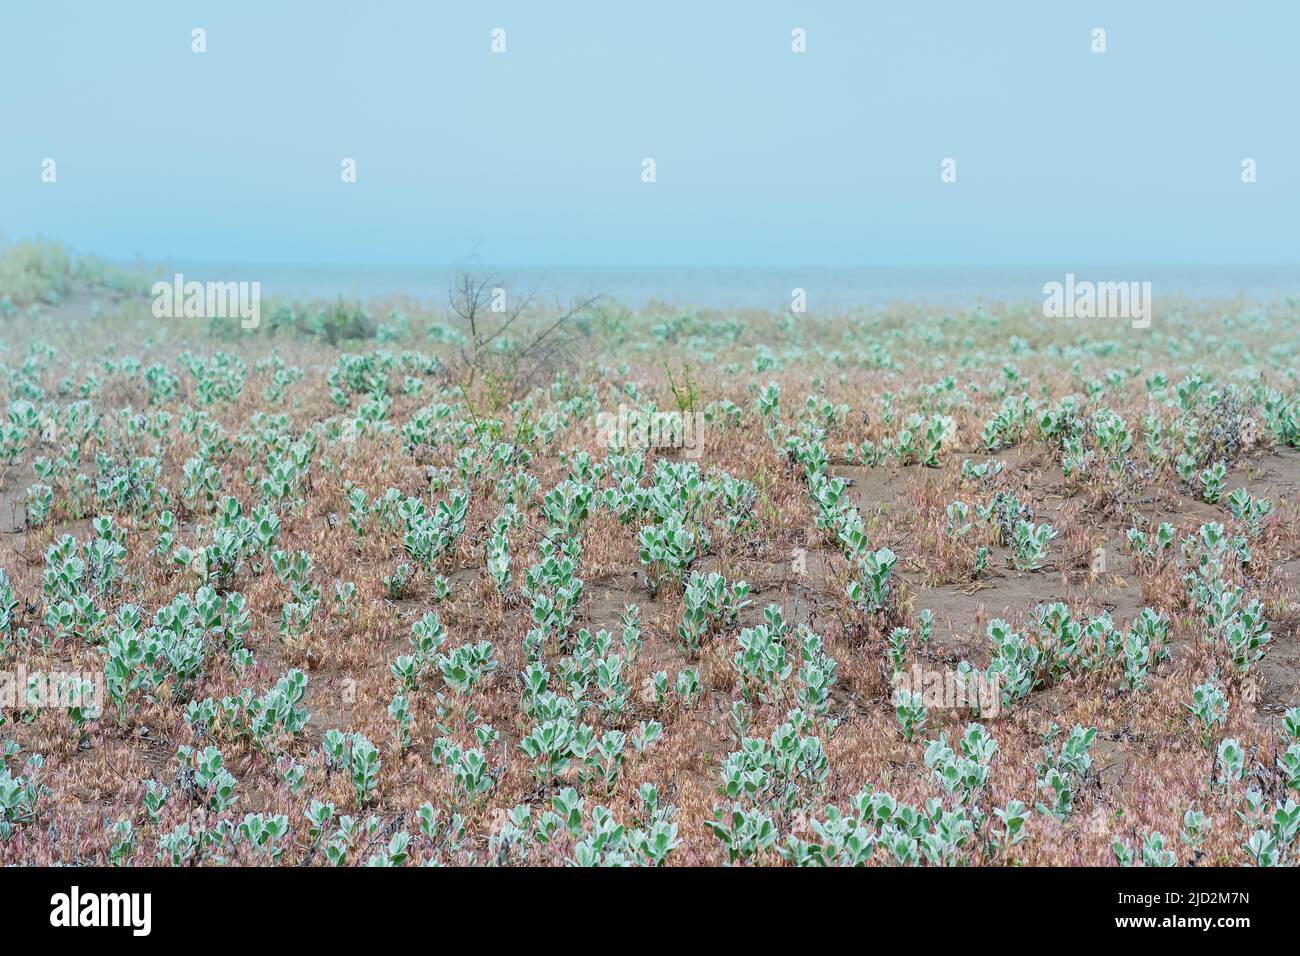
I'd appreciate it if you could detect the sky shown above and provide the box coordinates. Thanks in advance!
[1,1,1297,268]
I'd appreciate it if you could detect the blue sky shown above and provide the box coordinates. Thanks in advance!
[2,1,1296,267]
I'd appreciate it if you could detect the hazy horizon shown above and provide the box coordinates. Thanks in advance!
[96,256,1300,310]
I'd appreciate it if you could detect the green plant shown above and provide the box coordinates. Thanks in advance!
[638,514,696,591]
[1187,679,1229,746]
[1010,520,1056,571]
[847,547,897,614]
[1199,460,1227,503]
[1034,725,1095,821]
[894,690,927,742]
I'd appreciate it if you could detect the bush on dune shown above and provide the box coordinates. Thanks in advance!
[0,239,74,308]
[0,239,147,312]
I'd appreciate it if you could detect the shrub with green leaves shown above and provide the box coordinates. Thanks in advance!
[894,689,927,742]
[1199,460,1227,503]
[1226,487,1274,536]
[924,724,998,805]
[322,731,381,807]
[638,513,696,591]
[438,640,497,696]
[984,618,1040,708]
[1035,725,1095,822]
[400,489,469,569]
[847,547,897,614]
[0,755,45,841]
[177,744,238,812]
[706,804,778,864]
[733,607,793,704]
[1216,737,1245,786]
[1122,608,1169,691]
[780,788,881,866]
[715,714,829,820]
[1010,520,1056,571]
[432,737,494,802]
[520,717,578,786]
[678,571,751,656]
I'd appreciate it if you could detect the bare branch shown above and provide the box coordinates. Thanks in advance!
[444,265,606,407]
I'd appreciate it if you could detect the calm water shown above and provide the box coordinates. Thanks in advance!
[141,262,1300,312]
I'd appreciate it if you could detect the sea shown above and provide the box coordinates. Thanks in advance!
[141,262,1300,313]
